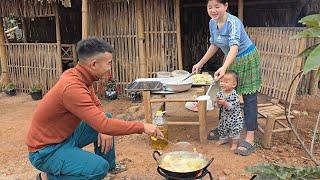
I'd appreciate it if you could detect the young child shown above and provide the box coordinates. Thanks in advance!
[215,71,243,150]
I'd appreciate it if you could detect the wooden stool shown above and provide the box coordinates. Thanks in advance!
[142,87,208,144]
[257,102,297,148]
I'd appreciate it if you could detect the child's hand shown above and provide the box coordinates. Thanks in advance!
[217,98,228,108]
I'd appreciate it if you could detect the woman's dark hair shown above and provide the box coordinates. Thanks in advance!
[207,0,228,4]
[76,37,114,61]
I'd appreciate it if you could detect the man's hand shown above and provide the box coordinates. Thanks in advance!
[97,133,113,154]
[143,123,164,139]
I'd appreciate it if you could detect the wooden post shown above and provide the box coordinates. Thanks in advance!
[136,0,147,77]
[20,17,27,43]
[143,91,152,123]
[197,88,207,144]
[0,17,9,87]
[289,38,305,102]
[55,3,63,75]
[72,44,77,66]
[175,0,183,70]
[262,115,276,149]
[238,0,244,22]
[309,69,319,95]
[82,0,89,39]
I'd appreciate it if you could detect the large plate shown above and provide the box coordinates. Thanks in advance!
[126,79,163,91]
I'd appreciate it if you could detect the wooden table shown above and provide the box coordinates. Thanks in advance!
[142,87,208,144]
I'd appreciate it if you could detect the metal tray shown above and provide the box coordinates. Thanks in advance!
[126,79,163,91]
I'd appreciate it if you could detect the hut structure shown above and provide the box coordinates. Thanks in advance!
[0,0,319,100]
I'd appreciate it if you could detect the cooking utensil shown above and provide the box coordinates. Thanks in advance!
[126,78,163,91]
[162,77,193,92]
[196,79,217,101]
[181,71,196,82]
[153,150,214,179]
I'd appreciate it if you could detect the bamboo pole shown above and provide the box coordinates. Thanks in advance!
[238,0,244,22]
[55,3,62,75]
[82,0,89,39]
[136,0,147,77]
[20,18,27,43]
[175,0,183,70]
[309,69,319,95]
[72,44,77,66]
[0,17,9,88]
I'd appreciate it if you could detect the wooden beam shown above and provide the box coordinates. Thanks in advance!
[0,17,9,88]
[82,0,89,39]
[175,0,183,70]
[136,0,147,77]
[197,89,207,144]
[55,3,63,75]
[238,0,244,22]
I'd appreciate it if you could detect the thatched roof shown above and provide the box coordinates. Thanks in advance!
[0,0,72,17]
[42,0,72,7]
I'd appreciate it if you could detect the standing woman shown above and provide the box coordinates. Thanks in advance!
[192,0,261,156]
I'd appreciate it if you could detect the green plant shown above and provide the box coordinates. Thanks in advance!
[30,84,42,93]
[105,79,116,91]
[292,14,320,74]
[5,82,16,90]
[246,164,320,180]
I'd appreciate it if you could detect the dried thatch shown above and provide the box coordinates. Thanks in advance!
[0,0,72,17]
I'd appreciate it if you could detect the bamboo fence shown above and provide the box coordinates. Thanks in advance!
[143,0,178,77]
[246,27,305,102]
[5,43,59,93]
[90,0,179,95]
[90,0,139,95]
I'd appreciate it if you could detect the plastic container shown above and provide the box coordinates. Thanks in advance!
[156,71,172,78]
[151,110,169,150]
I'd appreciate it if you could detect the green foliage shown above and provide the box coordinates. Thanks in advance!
[5,82,16,90]
[292,14,320,74]
[246,164,320,180]
[30,84,42,93]
[105,79,116,91]
[5,16,18,29]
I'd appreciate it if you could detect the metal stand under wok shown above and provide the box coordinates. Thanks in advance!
[157,166,213,180]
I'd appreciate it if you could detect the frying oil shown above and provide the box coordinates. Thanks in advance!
[151,125,168,150]
[150,110,168,150]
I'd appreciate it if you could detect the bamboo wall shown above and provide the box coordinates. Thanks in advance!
[90,0,179,94]
[5,43,59,93]
[90,0,139,94]
[246,27,305,101]
[0,1,54,17]
[143,0,178,77]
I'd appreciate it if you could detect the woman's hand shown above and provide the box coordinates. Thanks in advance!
[214,67,227,80]
[192,62,203,73]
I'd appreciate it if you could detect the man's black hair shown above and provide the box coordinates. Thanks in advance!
[76,37,114,61]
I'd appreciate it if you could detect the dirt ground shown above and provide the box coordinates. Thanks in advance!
[0,91,319,180]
